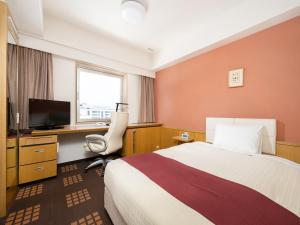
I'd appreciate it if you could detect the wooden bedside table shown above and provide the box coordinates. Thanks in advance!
[172,136,194,145]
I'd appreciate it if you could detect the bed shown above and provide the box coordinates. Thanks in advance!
[104,118,300,225]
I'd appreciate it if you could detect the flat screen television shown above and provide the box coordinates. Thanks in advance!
[29,99,70,130]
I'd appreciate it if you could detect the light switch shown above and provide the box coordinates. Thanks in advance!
[228,68,244,87]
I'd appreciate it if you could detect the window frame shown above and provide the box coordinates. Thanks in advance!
[76,64,126,123]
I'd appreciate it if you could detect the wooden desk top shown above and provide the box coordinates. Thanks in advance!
[31,123,163,136]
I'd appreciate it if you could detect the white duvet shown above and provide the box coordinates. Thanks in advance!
[104,142,300,225]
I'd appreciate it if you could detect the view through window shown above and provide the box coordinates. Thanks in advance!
[77,67,123,122]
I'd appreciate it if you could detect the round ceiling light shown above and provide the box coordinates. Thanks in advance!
[121,0,146,24]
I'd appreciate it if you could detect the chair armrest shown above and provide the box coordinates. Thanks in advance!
[85,134,107,153]
[86,134,105,142]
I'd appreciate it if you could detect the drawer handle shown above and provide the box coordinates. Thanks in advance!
[34,149,45,153]
[35,166,44,171]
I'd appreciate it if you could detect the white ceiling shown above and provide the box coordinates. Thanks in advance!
[7,0,44,36]
[6,0,300,72]
[43,0,243,53]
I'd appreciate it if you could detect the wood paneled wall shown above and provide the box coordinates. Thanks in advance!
[276,142,300,164]
[0,1,8,217]
[160,127,205,149]
[122,126,161,156]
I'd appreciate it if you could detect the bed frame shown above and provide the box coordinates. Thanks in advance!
[105,117,285,225]
[104,188,127,225]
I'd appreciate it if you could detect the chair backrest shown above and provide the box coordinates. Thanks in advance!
[102,112,129,155]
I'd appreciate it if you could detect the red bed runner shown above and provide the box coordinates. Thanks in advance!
[122,153,300,225]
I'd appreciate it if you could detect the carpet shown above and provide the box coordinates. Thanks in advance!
[1,160,113,225]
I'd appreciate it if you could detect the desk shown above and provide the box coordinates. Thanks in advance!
[14,123,163,185]
[30,123,163,164]
[31,123,162,136]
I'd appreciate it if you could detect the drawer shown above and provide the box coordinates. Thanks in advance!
[19,160,57,184]
[7,167,18,188]
[19,143,57,165]
[19,135,57,147]
[7,138,17,148]
[7,147,17,168]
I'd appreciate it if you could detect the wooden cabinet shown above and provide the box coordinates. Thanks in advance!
[19,161,57,184]
[6,147,17,169]
[19,135,57,146]
[19,135,58,184]
[6,138,17,188]
[122,126,161,156]
[6,137,18,213]
[135,127,161,154]
[19,143,57,165]
[122,129,136,156]
[6,167,17,188]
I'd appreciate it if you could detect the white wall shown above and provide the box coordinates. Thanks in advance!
[52,55,142,163]
[52,55,141,125]
[19,33,155,77]
[153,0,300,70]
[12,11,148,163]
[52,56,76,124]
[17,15,155,77]
[45,16,152,71]
[57,133,101,164]
[127,74,141,124]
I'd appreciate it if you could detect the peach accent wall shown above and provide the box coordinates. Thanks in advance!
[155,16,300,142]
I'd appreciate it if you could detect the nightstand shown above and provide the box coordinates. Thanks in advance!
[172,136,194,145]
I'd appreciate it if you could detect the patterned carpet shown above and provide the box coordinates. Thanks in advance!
[1,161,113,225]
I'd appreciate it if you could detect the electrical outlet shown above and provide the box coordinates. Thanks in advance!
[228,68,244,87]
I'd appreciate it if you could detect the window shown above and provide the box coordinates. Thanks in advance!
[77,66,123,122]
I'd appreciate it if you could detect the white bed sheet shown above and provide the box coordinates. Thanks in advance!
[104,142,300,225]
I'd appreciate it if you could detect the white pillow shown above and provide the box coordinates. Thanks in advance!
[213,124,263,154]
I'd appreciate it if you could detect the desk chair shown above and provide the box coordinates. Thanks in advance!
[84,111,129,174]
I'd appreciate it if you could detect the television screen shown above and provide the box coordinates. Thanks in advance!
[29,99,70,129]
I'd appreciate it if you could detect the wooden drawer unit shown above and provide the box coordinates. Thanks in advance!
[7,138,17,148]
[19,135,57,146]
[19,160,57,184]
[7,147,17,168]
[19,135,58,184]
[6,138,18,189]
[6,167,17,188]
[19,143,57,165]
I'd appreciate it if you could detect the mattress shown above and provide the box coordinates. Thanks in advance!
[104,142,300,225]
